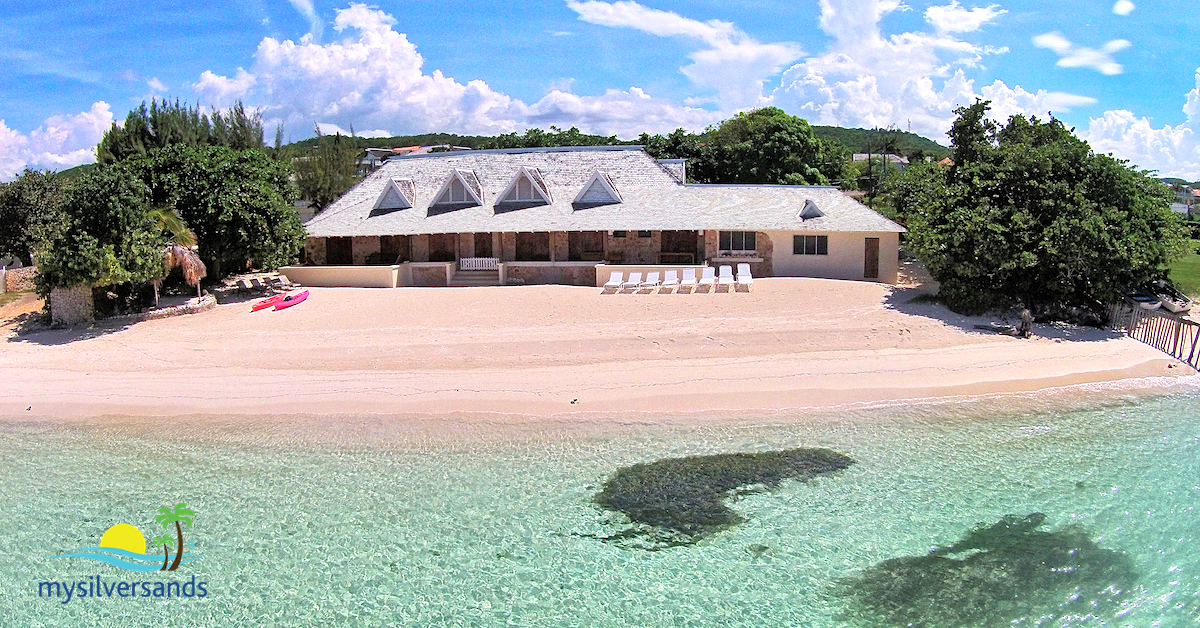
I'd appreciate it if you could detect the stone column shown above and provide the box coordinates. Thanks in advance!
[50,285,94,326]
[411,234,430,262]
[352,236,380,265]
[550,232,569,262]
[458,233,474,259]
[703,230,720,263]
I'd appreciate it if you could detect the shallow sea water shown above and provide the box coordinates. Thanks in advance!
[1,387,1198,627]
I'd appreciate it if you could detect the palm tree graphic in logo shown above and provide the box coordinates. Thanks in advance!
[51,503,201,572]
[155,503,195,572]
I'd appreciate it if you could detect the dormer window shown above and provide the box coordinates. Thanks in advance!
[432,169,484,207]
[573,170,622,206]
[374,177,415,211]
[497,167,552,205]
[799,199,825,220]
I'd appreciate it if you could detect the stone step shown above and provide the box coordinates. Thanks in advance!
[449,270,501,287]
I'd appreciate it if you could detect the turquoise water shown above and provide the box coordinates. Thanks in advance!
[1,389,1198,627]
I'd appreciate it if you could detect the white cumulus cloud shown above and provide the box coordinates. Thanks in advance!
[1082,68,1200,179]
[286,0,324,41]
[567,0,802,110]
[769,0,1070,139]
[1032,32,1131,75]
[924,1,1006,34]
[1112,0,1135,16]
[0,102,114,181]
[193,3,715,139]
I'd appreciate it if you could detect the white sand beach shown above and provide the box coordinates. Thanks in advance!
[0,279,1187,433]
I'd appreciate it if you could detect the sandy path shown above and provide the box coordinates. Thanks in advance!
[0,279,1185,422]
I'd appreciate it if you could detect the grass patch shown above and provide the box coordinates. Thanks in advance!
[0,291,28,309]
[591,449,854,550]
[1169,240,1200,299]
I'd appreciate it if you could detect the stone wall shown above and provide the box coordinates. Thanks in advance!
[550,232,569,262]
[5,267,36,292]
[50,285,94,326]
[305,238,327,265]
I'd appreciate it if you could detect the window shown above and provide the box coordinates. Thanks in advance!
[793,235,828,256]
[612,230,627,238]
[432,170,482,207]
[718,231,757,253]
[574,171,622,206]
[637,230,652,238]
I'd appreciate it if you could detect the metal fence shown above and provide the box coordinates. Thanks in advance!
[1107,302,1200,370]
[459,257,499,271]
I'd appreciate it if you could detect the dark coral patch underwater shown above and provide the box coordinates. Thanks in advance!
[590,448,855,550]
[839,513,1139,628]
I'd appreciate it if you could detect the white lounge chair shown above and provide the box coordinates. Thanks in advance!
[717,265,735,292]
[736,263,754,292]
[603,271,623,292]
[697,267,716,293]
[620,272,642,292]
[680,268,698,293]
[639,271,660,292]
[660,270,679,293]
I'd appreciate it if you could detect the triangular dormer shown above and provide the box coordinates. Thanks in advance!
[799,199,825,220]
[374,177,415,211]
[497,167,552,205]
[573,171,622,206]
[431,169,484,207]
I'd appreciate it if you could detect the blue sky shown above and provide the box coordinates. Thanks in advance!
[1,0,1198,180]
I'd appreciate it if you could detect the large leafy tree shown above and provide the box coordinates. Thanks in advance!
[133,144,305,278]
[0,170,66,265]
[34,166,166,294]
[888,100,1189,318]
[640,108,849,185]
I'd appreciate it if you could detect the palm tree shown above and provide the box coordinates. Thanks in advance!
[155,503,196,571]
[148,207,208,304]
[151,534,173,571]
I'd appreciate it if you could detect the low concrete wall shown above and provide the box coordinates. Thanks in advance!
[505,262,598,286]
[103,295,217,324]
[278,265,399,288]
[408,262,453,287]
[50,285,94,326]
[594,264,709,287]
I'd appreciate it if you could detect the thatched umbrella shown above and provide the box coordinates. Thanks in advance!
[153,244,208,305]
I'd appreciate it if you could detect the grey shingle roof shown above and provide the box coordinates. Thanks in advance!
[304,146,906,237]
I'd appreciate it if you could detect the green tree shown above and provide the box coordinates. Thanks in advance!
[151,534,174,571]
[98,99,265,164]
[133,144,304,278]
[640,108,849,186]
[288,128,361,212]
[0,170,67,265]
[887,100,1189,319]
[155,503,195,572]
[33,166,165,295]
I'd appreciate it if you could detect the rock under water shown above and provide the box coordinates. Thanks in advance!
[591,448,855,550]
[839,513,1139,628]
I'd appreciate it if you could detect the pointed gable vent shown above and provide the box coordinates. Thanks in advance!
[573,171,622,207]
[498,167,552,206]
[799,199,825,221]
[432,169,484,207]
[374,177,415,212]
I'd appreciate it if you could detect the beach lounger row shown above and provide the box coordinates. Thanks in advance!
[602,265,753,294]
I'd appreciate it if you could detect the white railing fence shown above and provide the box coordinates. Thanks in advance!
[459,257,500,271]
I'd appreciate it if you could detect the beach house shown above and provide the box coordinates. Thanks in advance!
[286,145,905,288]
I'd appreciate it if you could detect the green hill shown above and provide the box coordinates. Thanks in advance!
[811,126,951,160]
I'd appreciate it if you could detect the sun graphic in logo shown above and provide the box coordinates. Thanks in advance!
[52,503,200,572]
[98,523,147,555]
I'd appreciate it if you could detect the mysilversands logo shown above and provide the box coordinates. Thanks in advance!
[38,502,210,604]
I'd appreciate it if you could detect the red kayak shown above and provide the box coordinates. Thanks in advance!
[251,294,286,312]
[274,290,309,311]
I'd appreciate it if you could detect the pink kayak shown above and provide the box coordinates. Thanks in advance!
[274,290,309,311]
[251,293,286,312]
